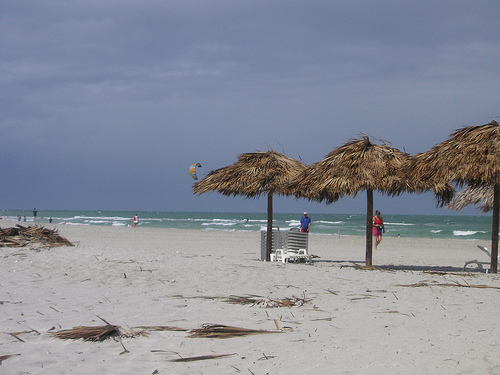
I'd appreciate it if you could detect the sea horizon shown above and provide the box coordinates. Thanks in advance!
[0,209,493,242]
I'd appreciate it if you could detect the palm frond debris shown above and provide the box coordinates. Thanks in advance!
[52,321,283,341]
[132,325,188,332]
[0,354,21,364]
[51,324,120,342]
[187,324,281,338]
[169,353,236,362]
[0,225,74,248]
[397,282,500,289]
[224,294,312,308]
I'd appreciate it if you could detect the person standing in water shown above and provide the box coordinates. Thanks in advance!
[33,208,38,223]
[372,210,385,250]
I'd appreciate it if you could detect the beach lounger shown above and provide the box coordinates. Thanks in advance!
[283,228,309,252]
[271,248,312,263]
[269,228,311,263]
[271,249,284,262]
[463,245,496,272]
[285,248,312,263]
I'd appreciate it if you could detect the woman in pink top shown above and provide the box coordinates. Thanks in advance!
[372,210,385,250]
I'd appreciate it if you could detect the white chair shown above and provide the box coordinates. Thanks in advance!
[463,245,497,272]
[284,248,312,264]
[274,249,287,263]
[271,248,312,264]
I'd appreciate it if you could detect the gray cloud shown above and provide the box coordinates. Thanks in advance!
[1,0,499,214]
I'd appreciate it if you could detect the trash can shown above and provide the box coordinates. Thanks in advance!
[260,226,283,260]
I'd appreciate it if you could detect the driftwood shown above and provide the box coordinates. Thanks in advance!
[0,225,74,248]
[187,324,280,338]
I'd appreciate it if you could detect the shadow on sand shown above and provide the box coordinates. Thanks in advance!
[313,259,485,273]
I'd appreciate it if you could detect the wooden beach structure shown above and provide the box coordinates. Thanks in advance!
[287,136,452,267]
[407,120,500,273]
[193,150,307,261]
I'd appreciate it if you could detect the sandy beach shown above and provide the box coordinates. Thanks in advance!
[1,220,500,374]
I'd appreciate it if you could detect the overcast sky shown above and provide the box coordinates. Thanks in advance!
[2,1,499,215]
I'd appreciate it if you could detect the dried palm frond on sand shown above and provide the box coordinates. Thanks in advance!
[397,282,500,289]
[0,225,74,248]
[0,354,21,364]
[51,324,120,342]
[169,353,236,362]
[132,325,188,332]
[51,316,120,342]
[224,294,312,308]
[52,319,281,341]
[187,324,281,338]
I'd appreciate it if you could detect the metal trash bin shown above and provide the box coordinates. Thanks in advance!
[260,226,283,260]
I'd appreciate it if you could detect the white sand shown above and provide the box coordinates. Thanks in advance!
[1,220,500,374]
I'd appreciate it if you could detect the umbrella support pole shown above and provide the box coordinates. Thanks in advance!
[491,185,499,273]
[266,193,273,261]
[366,189,373,267]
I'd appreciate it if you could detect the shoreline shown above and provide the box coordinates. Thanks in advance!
[0,210,494,241]
[0,218,492,241]
[1,219,494,271]
[1,222,499,373]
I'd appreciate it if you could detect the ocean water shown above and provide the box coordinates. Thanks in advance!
[0,209,493,241]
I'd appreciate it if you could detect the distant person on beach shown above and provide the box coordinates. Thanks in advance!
[18,215,21,221]
[372,210,385,249]
[300,212,311,233]
[133,214,139,227]
[33,208,38,223]
[23,216,27,222]
[49,217,53,223]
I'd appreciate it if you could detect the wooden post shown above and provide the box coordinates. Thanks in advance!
[266,193,273,261]
[366,189,373,267]
[490,184,499,273]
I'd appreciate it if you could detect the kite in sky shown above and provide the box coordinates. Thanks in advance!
[189,163,202,180]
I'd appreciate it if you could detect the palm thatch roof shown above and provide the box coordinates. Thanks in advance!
[408,121,500,188]
[193,150,307,197]
[447,184,494,213]
[407,120,500,273]
[288,136,424,267]
[287,136,454,267]
[193,150,307,261]
[287,136,410,203]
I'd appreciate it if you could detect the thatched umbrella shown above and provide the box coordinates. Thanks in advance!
[447,184,494,213]
[288,137,412,267]
[409,120,500,272]
[192,151,307,261]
